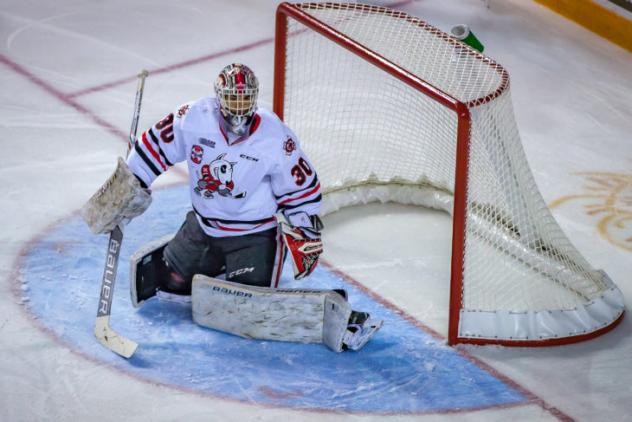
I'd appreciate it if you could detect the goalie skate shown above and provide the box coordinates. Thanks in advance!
[342,311,384,351]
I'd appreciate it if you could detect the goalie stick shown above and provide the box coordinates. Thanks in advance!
[94,225,137,357]
[94,69,148,358]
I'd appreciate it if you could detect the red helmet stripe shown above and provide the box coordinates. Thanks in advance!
[235,71,245,86]
[234,71,246,93]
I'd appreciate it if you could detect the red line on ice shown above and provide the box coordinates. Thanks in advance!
[64,0,415,99]
[0,53,188,178]
[320,260,575,422]
[66,37,274,98]
[0,53,128,140]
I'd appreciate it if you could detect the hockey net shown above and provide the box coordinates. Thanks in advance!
[273,2,624,345]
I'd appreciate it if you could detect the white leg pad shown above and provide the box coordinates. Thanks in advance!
[192,275,351,352]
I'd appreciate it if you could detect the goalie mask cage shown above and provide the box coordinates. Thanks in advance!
[273,2,625,346]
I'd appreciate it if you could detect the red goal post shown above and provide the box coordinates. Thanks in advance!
[273,2,624,346]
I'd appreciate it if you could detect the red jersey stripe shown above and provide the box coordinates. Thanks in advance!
[215,219,275,232]
[249,114,261,135]
[142,132,167,171]
[278,183,321,205]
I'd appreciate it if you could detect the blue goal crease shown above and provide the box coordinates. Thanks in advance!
[19,185,527,414]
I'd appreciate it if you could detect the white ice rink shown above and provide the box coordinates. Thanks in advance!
[1,0,632,420]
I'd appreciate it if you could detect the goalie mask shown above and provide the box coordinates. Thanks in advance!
[214,63,259,135]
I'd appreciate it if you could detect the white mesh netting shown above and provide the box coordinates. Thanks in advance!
[278,3,623,342]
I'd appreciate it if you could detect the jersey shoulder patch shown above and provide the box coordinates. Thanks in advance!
[176,103,191,118]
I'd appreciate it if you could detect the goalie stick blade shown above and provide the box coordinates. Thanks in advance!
[95,316,138,358]
[94,226,138,358]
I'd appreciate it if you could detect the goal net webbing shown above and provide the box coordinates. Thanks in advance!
[274,2,624,345]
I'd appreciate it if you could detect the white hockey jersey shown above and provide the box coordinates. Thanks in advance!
[127,97,321,237]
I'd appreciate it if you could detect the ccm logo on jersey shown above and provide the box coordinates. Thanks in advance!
[228,267,255,279]
[239,153,259,162]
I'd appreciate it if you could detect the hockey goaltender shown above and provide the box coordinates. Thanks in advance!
[82,63,382,352]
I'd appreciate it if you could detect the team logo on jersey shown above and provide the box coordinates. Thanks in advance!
[177,104,190,118]
[194,153,247,199]
[283,137,296,156]
[191,145,204,164]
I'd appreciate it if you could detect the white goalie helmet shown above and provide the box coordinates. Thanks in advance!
[214,63,259,135]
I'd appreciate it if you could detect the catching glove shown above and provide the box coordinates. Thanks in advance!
[276,212,323,280]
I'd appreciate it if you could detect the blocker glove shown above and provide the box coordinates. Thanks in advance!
[276,211,324,280]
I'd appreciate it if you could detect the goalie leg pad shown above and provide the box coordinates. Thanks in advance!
[323,291,352,352]
[192,275,352,350]
[129,233,174,307]
[81,157,152,234]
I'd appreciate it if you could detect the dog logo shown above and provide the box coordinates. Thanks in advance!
[194,153,246,199]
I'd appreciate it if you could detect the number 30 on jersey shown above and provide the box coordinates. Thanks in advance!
[291,157,313,185]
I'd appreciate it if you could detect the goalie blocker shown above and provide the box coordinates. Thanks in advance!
[192,275,383,352]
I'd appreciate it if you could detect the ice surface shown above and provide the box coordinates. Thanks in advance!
[1,0,631,421]
[20,186,528,413]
